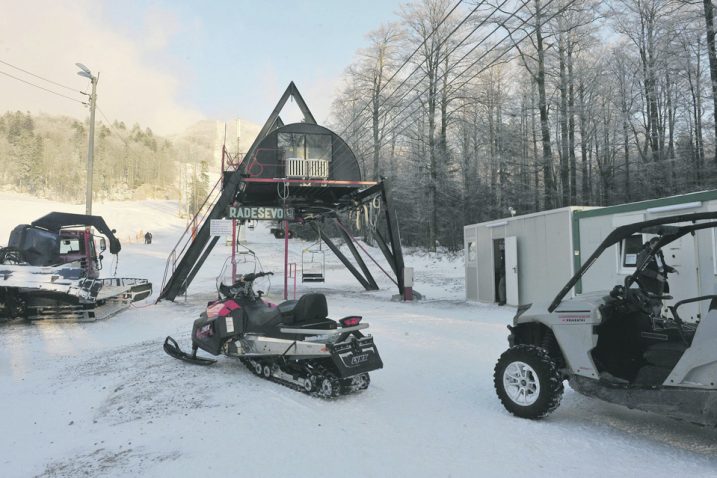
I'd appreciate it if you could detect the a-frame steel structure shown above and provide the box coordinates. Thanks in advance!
[158,82,405,302]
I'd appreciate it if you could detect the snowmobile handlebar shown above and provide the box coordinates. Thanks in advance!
[219,271,273,301]
[239,271,273,283]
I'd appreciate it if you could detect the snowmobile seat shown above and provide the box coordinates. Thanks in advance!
[288,293,328,324]
[244,304,286,334]
[277,300,298,316]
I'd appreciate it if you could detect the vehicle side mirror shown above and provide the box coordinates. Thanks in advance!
[99,238,107,251]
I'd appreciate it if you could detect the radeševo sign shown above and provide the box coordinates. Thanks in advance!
[228,206,295,220]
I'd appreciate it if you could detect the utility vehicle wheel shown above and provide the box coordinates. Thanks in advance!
[252,361,263,376]
[263,364,272,378]
[494,345,564,419]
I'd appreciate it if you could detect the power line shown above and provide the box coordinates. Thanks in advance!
[312,1,505,204]
[366,0,520,140]
[0,68,86,105]
[335,0,570,210]
[97,106,131,146]
[338,0,569,169]
[0,58,83,93]
[325,0,533,184]
[336,0,467,139]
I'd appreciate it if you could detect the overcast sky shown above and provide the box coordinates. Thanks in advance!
[0,0,404,135]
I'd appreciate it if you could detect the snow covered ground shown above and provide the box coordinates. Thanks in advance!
[1,193,717,477]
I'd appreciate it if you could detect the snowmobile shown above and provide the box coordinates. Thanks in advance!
[494,211,717,426]
[0,212,152,321]
[163,268,383,398]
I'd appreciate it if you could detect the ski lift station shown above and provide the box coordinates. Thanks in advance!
[464,190,717,321]
[159,82,407,303]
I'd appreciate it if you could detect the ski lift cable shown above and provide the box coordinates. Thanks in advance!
[323,0,569,179]
[327,0,536,164]
[335,0,469,140]
[326,0,567,181]
[311,0,500,198]
[303,0,532,204]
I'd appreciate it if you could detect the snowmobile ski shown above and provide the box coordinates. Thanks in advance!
[163,336,217,366]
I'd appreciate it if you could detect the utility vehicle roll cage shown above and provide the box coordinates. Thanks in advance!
[549,211,717,312]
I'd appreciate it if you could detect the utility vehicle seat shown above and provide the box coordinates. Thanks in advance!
[643,341,688,369]
[635,341,689,386]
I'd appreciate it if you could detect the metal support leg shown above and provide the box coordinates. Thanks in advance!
[336,218,378,290]
[315,223,372,290]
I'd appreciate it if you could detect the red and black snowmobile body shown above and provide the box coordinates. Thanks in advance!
[164,271,383,398]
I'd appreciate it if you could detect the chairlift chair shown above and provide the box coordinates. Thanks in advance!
[301,235,325,283]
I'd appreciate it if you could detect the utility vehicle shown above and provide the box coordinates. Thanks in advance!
[494,212,717,426]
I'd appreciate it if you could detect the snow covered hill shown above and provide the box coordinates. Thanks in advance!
[1,194,717,477]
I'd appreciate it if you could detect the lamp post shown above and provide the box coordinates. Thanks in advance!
[76,63,99,216]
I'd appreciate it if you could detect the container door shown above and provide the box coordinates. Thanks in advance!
[505,236,519,306]
[465,228,479,301]
[664,233,700,321]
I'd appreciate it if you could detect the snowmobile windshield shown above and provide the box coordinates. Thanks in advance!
[549,211,717,312]
[215,255,271,300]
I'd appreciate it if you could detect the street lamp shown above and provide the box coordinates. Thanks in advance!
[76,63,99,216]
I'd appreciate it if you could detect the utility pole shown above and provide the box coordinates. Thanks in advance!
[77,63,99,216]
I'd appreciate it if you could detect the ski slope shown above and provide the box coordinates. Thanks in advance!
[1,193,717,478]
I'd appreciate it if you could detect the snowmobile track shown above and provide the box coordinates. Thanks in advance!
[240,358,369,399]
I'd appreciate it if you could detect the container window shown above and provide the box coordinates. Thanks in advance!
[618,234,644,273]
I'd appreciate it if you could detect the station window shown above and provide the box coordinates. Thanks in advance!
[306,134,332,160]
[278,133,332,161]
[278,133,305,159]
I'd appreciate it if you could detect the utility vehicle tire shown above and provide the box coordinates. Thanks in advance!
[494,345,564,419]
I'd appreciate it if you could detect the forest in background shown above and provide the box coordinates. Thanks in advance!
[0,111,213,214]
[331,0,717,250]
